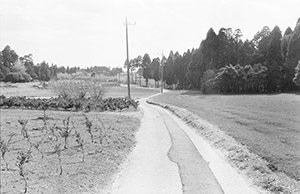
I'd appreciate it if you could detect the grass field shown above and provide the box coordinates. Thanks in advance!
[0,82,160,99]
[0,82,56,97]
[105,85,160,99]
[151,91,300,183]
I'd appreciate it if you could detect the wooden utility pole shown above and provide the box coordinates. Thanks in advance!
[161,54,166,93]
[124,17,135,99]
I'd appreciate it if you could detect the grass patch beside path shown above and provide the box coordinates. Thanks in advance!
[0,108,142,193]
[104,85,160,99]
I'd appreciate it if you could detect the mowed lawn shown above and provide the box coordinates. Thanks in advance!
[151,90,300,181]
[104,85,160,99]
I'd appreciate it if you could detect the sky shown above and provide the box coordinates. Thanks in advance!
[0,0,299,68]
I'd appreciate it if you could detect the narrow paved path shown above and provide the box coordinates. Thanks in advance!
[109,99,183,194]
[109,98,256,194]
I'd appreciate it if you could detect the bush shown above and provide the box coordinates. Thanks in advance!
[50,80,105,99]
[293,61,300,87]
[0,95,139,111]
[4,72,32,83]
[56,73,72,80]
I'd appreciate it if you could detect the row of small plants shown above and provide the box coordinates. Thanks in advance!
[0,113,112,193]
[0,95,139,111]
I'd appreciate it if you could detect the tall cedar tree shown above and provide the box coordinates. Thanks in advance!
[281,27,293,62]
[149,57,160,87]
[164,51,176,86]
[284,18,300,91]
[142,53,151,87]
[265,26,283,92]
[251,26,271,65]
[39,61,51,83]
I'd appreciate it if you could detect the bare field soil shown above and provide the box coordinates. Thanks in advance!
[151,91,300,183]
[0,82,158,193]
[0,109,142,193]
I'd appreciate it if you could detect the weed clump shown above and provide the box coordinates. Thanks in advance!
[75,132,85,162]
[83,114,94,143]
[53,143,63,175]
[16,149,32,193]
[57,117,72,149]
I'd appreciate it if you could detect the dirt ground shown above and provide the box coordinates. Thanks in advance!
[0,81,160,193]
[0,108,142,194]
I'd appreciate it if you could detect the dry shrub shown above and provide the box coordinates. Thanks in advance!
[50,80,105,99]
[87,80,106,100]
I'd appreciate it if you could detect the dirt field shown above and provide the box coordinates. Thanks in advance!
[0,108,142,194]
[0,82,159,193]
[151,91,300,183]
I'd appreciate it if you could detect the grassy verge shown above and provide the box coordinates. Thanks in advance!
[0,109,142,193]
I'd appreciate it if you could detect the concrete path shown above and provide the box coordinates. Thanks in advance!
[109,99,183,194]
[109,98,257,194]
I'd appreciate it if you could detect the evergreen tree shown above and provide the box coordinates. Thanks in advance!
[216,28,242,68]
[251,26,271,64]
[163,51,177,86]
[0,46,19,79]
[20,54,38,80]
[149,58,160,87]
[265,26,283,92]
[238,40,256,66]
[285,18,300,91]
[49,64,58,79]
[142,53,151,87]
[1,45,19,68]
[281,27,293,62]
[174,50,190,89]
[187,28,218,89]
[187,48,202,89]
[293,61,300,87]
[39,61,51,84]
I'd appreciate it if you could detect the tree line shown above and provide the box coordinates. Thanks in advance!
[132,18,300,93]
[0,46,123,83]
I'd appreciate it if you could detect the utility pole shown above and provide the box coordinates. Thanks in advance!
[124,17,135,99]
[161,54,166,93]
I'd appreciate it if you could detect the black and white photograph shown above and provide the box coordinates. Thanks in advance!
[0,0,300,193]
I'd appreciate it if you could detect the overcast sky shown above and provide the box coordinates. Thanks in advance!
[0,0,299,68]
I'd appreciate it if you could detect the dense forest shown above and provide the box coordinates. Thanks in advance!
[133,18,300,93]
[0,47,123,83]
